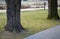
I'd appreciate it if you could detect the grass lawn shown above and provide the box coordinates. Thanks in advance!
[0,9,60,39]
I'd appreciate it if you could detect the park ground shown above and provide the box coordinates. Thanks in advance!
[0,9,60,39]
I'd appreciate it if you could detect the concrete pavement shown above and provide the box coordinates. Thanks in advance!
[0,8,48,13]
[24,25,60,39]
[0,7,60,13]
[0,7,60,12]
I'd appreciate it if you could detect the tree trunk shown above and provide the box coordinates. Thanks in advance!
[5,0,24,32]
[44,2,46,10]
[47,0,59,20]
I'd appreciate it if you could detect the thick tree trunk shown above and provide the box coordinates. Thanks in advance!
[47,0,59,20]
[5,0,24,32]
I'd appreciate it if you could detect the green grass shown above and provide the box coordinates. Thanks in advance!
[0,9,60,39]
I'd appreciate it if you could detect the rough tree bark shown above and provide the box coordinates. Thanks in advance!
[47,0,59,20]
[5,0,24,32]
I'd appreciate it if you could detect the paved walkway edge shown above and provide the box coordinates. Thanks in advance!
[24,25,60,39]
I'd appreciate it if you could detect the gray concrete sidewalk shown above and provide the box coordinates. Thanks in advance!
[0,7,60,13]
[0,8,48,13]
[24,25,60,39]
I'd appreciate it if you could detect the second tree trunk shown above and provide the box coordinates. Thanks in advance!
[47,0,59,19]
